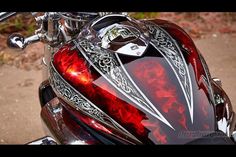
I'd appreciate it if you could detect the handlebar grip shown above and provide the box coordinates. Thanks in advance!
[0,12,17,22]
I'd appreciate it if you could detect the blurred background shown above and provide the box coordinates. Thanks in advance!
[0,12,236,144]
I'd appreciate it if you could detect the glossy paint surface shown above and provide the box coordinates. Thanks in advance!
[41,97,99,144]
[52,18,216,144]
[151,19,216,129]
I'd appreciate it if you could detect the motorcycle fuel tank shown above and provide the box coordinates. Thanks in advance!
[50,14,216,144]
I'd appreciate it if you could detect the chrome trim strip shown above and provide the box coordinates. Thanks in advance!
[199,54,215,105]
[91,14,128,27]
[27,136,58,145]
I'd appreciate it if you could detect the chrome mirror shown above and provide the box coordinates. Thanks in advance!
[7,33,25,49]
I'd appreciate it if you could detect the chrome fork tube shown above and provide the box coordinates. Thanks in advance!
[42,12,60,81]
[46,12,61,45]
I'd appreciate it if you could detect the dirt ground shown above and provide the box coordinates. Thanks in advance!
[0,64,45,144]
[0,33,236,144]
[195,33,236,111]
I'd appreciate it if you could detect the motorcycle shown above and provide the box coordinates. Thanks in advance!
[0,12,236,144]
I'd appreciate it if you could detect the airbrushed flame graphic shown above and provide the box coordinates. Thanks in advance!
[145,22,194,123]
[74,39,175,130]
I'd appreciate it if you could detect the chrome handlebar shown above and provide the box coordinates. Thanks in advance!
[7,34,40,49]
[0,12,16,22]
[3,12,126,49]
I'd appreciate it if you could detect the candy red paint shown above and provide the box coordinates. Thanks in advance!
[53,43,147,139]
[131,59,188,130]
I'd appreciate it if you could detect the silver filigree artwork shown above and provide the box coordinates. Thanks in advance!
[49,65,140,143]
[50,68,103,119]
[145,22,194,123]
[75,39,174,130]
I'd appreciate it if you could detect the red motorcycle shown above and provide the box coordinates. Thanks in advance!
[1,12,236,144]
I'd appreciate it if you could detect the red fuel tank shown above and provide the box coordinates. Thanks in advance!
[50,15,216,144]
